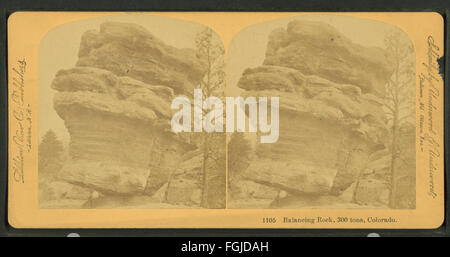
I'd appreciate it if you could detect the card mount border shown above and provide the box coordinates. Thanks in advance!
[0,0,448,237]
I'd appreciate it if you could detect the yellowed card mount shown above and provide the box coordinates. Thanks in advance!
[3,10,448,235]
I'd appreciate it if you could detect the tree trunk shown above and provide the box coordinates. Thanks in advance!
[388,112,399,208]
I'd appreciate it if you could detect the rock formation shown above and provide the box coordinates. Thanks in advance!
[77,22,206,95]
[264,20,392,97]
[230,20,395,208]
[46,22,216,208]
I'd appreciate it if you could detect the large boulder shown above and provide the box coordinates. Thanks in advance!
[59,160,151,195]
[242,160,338,195]
[77,22,206,95]
[230,20,393,207]
[52,67,193,196]
[50,23,200,197]
[238,65,388,145]
[264,20,393,97]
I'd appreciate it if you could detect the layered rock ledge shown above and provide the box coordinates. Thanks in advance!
[230,20,394,208]
[47,22,208,207]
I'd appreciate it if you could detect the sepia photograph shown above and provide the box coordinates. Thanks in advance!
[227,15,416,209]
[6,11,444,230]
[38,15,226,209]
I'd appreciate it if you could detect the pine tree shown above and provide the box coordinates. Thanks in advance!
[195,28,226,208]
[39,130,64,178]
[383,31,415,208]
